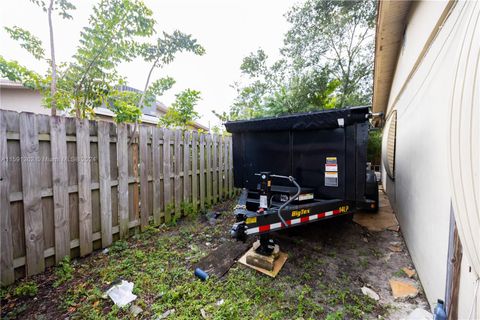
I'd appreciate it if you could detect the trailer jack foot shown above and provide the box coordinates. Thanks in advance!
[238,240,288,277]
[255,235,276,256]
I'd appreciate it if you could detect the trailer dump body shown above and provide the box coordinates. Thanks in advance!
[225,106,375,240]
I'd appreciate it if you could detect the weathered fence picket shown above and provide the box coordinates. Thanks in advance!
[199,134,205,210]
[174,130,181,218]
[50,116,70,263]
[139,126,149,231]
[152,127,162,226]
[162,128,172,223]
[192,131,198,211]
[206,134,212,206]
[0,110,234,285]
[116,124,129,239]
[20,113,45,276]
[76,118,93,257]
[98,121,112,247]
[183,131,191,205]
[0,112,14,285]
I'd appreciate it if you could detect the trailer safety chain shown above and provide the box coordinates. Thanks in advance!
[270,174,301,228]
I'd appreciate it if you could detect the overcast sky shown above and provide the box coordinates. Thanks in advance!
[0,0,298,128]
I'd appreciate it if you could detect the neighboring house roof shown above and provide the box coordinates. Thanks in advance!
[372,0,412,125]
[0,78,31,89]
[116,85,169,116]
[0,79,209,131]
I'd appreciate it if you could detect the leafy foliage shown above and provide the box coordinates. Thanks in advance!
[30,0,76,19]
[64,0,156,118]
[160,89,201,129]
[284,0,376,107]
[225,0,376,121]
[1,0,204,123]
[105,89,143,123]
[14,281,38,297]
[0,56,45,89]
[139,31,205,66]
[367,129,382,165]
[135,31,205,128]
[4,26,45,60]
[53,256,74,288]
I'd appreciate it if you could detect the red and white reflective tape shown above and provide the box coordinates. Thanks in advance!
[245,209,341,235]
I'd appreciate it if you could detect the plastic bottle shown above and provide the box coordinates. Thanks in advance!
[433,299,447,320]
[194,268,209,281]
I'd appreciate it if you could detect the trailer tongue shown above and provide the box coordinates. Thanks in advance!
[225,106,378,255]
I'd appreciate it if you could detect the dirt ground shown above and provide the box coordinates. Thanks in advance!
[1,192,428,319]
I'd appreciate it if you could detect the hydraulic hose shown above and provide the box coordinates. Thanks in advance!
[270,174,301,228]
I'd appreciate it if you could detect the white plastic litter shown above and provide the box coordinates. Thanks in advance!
[406,308,433,319]
[361,286,380,301]
[106,280,137,307]
[129,304,143,316]
[157,309,175,319]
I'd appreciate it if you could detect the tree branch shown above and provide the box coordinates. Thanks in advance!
[47,0,57,116]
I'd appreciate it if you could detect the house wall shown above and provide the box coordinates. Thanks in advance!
[381,0,478,312]
[0,87,47,114]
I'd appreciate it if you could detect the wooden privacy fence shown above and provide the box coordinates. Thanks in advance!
[0,110,234,285]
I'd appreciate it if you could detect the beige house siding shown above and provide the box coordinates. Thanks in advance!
[374,0,479,315]
[0,86,49,115]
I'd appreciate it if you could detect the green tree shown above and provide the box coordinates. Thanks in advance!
[284,0,376,107]
[4,0,76,115]
[367,129,382,165]
[65,0,155,118]
[125,31,205,141]
[1,0,204,126]
[223,50,339,121]
[160,89,201,129]
[226,0,376,121]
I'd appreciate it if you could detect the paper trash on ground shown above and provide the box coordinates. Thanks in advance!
[106,280,137,307]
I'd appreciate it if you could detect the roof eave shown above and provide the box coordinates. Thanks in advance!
[372,0,411,126]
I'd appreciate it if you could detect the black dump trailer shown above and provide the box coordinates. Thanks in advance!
[225,106,378,247]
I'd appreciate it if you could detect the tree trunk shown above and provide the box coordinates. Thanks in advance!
[128,58,158,147]
[48,0,57,116]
